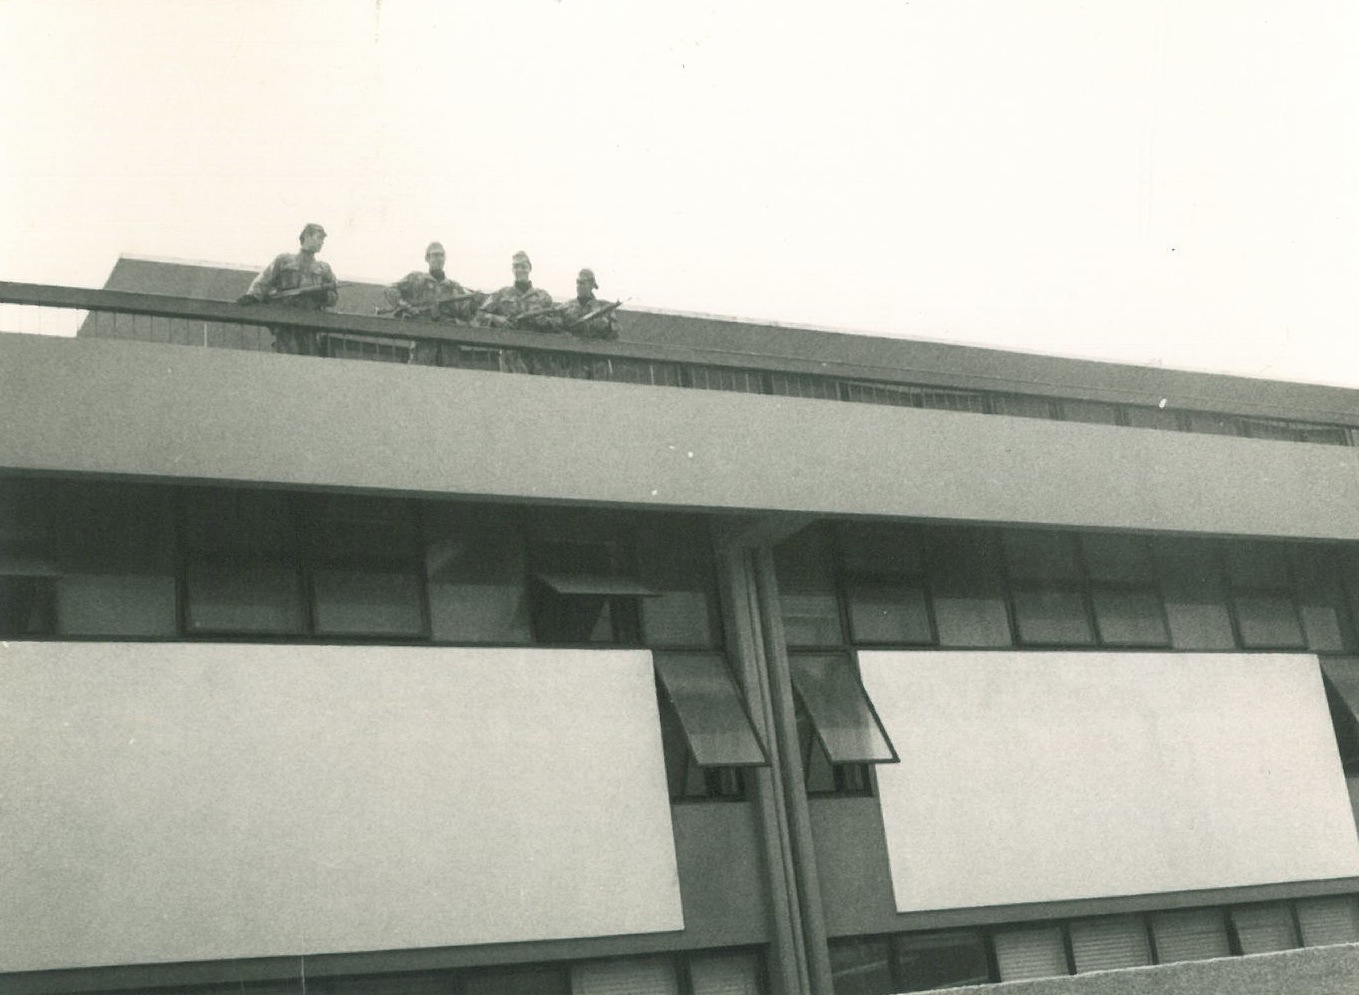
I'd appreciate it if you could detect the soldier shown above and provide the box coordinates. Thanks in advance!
[237,223,339,356]
[383,242,481,323]
[475,251,559,332]
[557,268,619,341]
[385,242,484,365]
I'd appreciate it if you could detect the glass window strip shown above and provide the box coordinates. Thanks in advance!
[787,653,896,764]
[654,653,768,768]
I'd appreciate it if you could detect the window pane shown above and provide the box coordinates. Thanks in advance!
[571,956,679,995]
[639,517,720,649]
[927,529,1012,647]
[1004,531,1082,581]
[57,574,177,637]
[797,694,837,793]
[828,937,895,995]
[1151,908,1231,963]
[0,576,56,635]
[654,653,766,767]
[185,562,304,634]
[1012,588,1095,645]
[312,568,423,636]
[892,931,990,990]
[775,528,843,647]
[1091,589,1169,646]
[1231,904,1299,954]
[1294,548,1349,653]
[1158,538,1234,650]
[1296,896,1359,947]
[1069,916,1152,973]
[993,926,1068,981]
[846,581,932,645]
[423,504,531,643]
[183,488,296,555]
[688,950,762,995]
[321,971,455,995]
[1234,594,1306,648]
[789,654,895,763]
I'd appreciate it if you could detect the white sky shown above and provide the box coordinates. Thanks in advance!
[1,0,1356,385]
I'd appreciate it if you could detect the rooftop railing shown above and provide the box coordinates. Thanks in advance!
[1,280,1354,449]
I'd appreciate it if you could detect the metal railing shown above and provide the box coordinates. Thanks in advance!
[1,280,1354,449]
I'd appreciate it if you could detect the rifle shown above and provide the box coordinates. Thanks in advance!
[236,282,352,304]
[376,291,484,318]
[508,303,570,330]
[563,299,624,333]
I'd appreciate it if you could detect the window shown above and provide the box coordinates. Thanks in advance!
[840,524,932,646]
[1156,537,1236,650]
[182,490,425,639]
[1150,908,1232,963]
[773,527,844,647]
[655,652,766,801]
[924,528,1011,647]
[423,503,532,644]
[1319,659,1359,772]
[1295,896,1359,947]
[570,950,764,995]
[1082,534,1169,648]
[828,936,895,995]
[992,926,1068,981]
[1223,543,1306,649]
[789,653,895,794]
[1004,531,1094,646]
[1229,904,1299,954]
[637,517,722,649]
[1068,916,1152,973]
[891,930,990,991]
[529,540,653,645]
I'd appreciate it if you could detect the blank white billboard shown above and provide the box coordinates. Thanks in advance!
[859,651,1359,912]
[0,643,682,972]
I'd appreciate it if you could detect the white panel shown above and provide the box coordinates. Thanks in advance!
[0,642,682,972]
[860,651,1359,912]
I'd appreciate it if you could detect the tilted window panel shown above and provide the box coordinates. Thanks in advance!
[993,926,1069,982]
[788,653,896,764]
[1296,895,1359,947]
[654,653,767,768]
[892,930,991,991]
[1150,908,1232,964]
[828,936,896,995]
[1231,904,1299,954]
[1068,916,1152,973]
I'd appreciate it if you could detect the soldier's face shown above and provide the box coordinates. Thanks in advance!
[302,230,325,253]
[513,260,531,282]
[427,249,446,270]
[576,276,592,298]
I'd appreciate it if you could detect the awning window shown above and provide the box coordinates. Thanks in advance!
[654,653,767,768]
[788,653,897,764]
[535,573,660,597]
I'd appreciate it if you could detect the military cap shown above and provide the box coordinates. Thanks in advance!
[512,250,532,267]
[425,241,445,256]
[578,268,599,290]
[299,223,328,240]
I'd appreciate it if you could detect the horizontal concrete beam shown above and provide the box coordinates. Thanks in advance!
[4,334,1359,540]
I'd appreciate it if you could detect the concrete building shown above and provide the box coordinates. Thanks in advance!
[3,259,1359,994]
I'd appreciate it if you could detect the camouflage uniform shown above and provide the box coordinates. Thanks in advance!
[385,269,483,366]
[475,282,557,331]
[241,226,338,355]
[558,294,619,341]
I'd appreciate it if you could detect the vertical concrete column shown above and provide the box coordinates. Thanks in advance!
[752,545,835,995]
[718,546,812,995]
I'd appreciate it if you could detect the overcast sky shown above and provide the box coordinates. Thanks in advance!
[1,0,1356,385]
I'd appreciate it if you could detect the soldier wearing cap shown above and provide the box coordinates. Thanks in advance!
[475,251,557,332]
[237,223,339,355]
[384,242,484,365]
[556,268,619,341]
